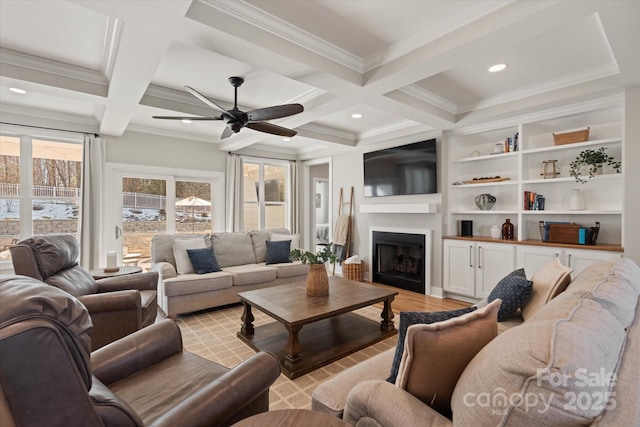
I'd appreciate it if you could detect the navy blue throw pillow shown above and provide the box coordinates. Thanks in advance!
[387,306,477,384]
[265,240,292,265]
[488,268,533,321]
[186,247,221,274]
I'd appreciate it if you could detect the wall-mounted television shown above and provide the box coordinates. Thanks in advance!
[363,139,437,197]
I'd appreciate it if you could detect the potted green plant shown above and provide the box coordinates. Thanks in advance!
[290,244,337,296]
[569,147,621,184]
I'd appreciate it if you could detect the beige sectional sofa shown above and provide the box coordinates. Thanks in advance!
[151,228,308,317]
[312,258,640,426]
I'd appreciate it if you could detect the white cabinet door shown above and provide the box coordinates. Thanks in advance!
[443,240,475,297]
[476,243,515,298]
[515,245,563,279]
[565,249,622,278]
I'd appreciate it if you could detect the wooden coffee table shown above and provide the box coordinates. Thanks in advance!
[237,276,398,379]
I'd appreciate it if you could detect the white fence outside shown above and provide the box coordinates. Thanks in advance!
[0,184,210,212]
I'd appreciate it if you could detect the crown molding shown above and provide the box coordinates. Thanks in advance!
[400,85,459,115]
[299,122,355,141]
[0,48,107,85]
[125,123,219,143]
[101,16,123,81]
[362,1,511,72]
[201,0,363,72]
[359,119,424,140]
[449,93,624,136]
[458,63,620,113]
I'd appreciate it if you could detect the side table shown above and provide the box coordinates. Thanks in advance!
[232,409,349,427]
[89,266,142,280]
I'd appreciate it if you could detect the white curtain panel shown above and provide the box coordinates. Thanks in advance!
[288,160,298,234]
[79,134,105,269]
[226,154,243,232]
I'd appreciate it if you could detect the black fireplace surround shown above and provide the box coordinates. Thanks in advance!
[372,231,425,294]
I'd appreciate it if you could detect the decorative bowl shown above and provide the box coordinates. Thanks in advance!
[475,193,496,210]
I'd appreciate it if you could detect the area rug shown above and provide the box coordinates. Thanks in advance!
[175,303,397,411]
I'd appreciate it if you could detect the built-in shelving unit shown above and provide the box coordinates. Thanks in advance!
[444,101,624,249]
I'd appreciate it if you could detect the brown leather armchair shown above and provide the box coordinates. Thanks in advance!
[0,275,281,427]
[10,234,158,350]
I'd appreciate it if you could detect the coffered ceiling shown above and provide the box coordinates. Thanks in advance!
[0,0,638,158]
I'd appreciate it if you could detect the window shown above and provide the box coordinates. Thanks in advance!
[0,134,82,258]
[242,160,289,231]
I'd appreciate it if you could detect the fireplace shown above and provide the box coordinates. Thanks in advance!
[372,231,426,294]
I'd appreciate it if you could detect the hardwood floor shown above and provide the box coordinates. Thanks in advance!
[369,282,472,313]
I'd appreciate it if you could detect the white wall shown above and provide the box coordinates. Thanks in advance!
[331,131,445,296]
[105,130,227,172]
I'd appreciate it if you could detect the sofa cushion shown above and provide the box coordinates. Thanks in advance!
[396,299,500,418]
[451,259,639,426]
[312,349,396,418]
[387,306,477,384]
[270,232,300,250]
[222,264,277,286]
[267,261,309,278]
[265,240,292,265]
[186,247,221,274]
[521,258,572,321]
[172,236,207,274]
[561,259,640,329]
[211,233,256,267]
[249,228,290,263]
[163,272,233,297]
[488,268,533,321]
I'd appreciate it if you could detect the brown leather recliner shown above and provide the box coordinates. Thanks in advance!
[0,275,281,427]
[10,234,158,350]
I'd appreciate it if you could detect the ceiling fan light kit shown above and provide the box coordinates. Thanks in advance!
[153,76,303,140]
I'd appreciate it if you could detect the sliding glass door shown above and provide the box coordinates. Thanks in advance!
[106,165,223,271]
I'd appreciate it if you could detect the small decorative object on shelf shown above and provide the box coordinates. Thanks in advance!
[569,147,621,184]
[553,127,590,145]
[501,219,514,240]
[569,189,585,211]
[523,191,545,210]
[540,160,560,179]
[290,244,337,296]
[475,193,496,210]
[490,224,501,239]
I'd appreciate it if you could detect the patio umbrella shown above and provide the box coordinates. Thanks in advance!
[175,196,211,233]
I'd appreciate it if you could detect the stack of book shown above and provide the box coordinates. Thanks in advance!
[524,191,545,210]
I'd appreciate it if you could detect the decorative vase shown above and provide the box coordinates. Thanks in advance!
[307,263,329,296]
[501,218,514,240]
[569,188,585,211]
[490,225,501,239]
[475,194,496,210]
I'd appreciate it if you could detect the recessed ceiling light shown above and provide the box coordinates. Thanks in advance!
[282,138,291,142]
[488,63,507,73]
[351,113,363,119]
[181,119,192,124]
[9,87,26,94]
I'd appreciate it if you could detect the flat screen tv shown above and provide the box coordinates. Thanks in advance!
[363,139,437,197]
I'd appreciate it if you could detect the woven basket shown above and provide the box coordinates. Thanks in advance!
[547,223,581,244]
[343,261,364,282]
[307,264,329,296]
[553,127,590,145]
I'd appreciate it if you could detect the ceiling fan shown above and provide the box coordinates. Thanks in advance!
[152,76,303,140]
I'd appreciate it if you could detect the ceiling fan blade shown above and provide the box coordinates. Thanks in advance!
[247,104,304,122]
[246,121,297,137]
[185,86,230,114]
[152,116,222,120]
[221,126,234,140]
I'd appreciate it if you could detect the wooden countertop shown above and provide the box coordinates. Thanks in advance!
[444,236,623,252]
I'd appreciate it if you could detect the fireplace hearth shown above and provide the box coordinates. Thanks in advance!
[372,231,425,294]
